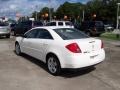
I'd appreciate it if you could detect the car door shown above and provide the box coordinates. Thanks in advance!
[21,29,38,56]
[21,28,53,62]
[31,29,54,62]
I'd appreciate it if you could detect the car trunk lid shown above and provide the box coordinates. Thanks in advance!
[67,38,102,54]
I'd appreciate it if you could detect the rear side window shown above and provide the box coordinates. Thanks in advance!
[58,22,63,26]
[65,22,72,26]
[53,28,89,40]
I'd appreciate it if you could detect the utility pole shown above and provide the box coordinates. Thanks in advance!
[35,5,38,21]
[116,3,120,29]
[116,3,120,39]
[35,11,37,20]
[82,10,85,21]
[49,0,52,21]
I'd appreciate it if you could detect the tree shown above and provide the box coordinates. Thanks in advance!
[85,0,120,24]
[32,7,55,21]
[55,2,83,20]
[30,0,120,26]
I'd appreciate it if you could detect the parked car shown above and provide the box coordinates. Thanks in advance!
[11,20,43,36]
[32,21,43,27]
[45,21,74,28]
[10,23,17,35]
[81,21,105,36]
[74,21,81,30]
[0,22,10,38]
[104,24,114,32]
[15,26,105,75]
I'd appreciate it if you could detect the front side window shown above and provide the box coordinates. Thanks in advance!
[24,29,37,38]
[36,29,53,39]
[53,28,89,40]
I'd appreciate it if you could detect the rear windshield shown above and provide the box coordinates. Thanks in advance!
[0,22,9,26]
[53,28,89,40]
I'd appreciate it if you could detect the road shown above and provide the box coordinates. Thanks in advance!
[0,37,120,90]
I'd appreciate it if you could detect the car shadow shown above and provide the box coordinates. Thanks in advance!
[13,51,96,78]
[20,53,48,71]
[60,67,96,78]
[115,45,120,47]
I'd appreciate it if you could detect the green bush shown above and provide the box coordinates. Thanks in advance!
[101,33,120,41]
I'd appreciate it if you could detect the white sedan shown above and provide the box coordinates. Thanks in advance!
[15,26,105,75]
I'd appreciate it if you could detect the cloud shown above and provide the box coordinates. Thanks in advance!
[0,0,58,17]
[0,0,90,18]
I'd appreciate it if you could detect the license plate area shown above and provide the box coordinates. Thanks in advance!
[90,54,99,59]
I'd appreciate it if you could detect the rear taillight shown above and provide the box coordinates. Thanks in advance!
[66,43,81,53]
[101,41,104,48]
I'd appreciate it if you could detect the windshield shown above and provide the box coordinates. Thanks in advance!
[53,28,89,40]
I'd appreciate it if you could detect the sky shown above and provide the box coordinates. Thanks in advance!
[0,0,90,18]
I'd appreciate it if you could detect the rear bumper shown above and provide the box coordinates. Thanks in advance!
[61,49,105,69]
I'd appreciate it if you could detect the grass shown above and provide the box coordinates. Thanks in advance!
[101,32,120,41]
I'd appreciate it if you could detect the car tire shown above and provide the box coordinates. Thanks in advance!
[47,55,61,76]
[15,43,21,55]
[6,34,10,38]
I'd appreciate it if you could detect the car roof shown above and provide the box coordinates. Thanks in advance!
[25,26,73,40]
[31,26,73,30]
[48,21,71,23]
